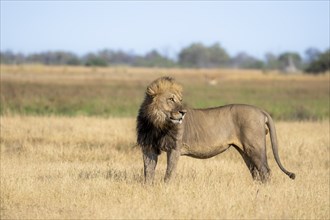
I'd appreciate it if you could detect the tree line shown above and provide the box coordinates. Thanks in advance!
[1,42,329,74]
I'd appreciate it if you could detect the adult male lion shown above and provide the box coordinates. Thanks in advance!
[137,76,295,183]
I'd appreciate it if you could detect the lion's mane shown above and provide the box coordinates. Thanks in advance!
[136,77,182,154]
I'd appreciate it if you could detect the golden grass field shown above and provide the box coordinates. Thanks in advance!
[0,116,329,219]
[0,65,329,219]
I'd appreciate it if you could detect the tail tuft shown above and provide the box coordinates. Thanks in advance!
[289,172,296,180]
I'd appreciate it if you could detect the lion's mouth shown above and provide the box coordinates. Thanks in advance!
[170,114,185,124]
[170,118,183,124]
[169,110,186,125]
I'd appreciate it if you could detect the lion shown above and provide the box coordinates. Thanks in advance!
[137,76,295,183]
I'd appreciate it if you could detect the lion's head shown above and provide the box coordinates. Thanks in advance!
[139,77,187,129]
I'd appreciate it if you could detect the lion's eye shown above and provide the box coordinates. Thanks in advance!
[169,97,175,102]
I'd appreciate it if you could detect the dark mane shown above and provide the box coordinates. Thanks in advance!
[137,111,178,154]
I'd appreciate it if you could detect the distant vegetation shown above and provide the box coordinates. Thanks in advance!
[1,43,329,73]
[305,49,330,74]
[1,65,328,120]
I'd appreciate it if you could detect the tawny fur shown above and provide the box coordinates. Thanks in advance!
[137,76,295,183]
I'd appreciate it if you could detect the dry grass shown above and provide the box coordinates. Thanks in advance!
[1,116,329,219]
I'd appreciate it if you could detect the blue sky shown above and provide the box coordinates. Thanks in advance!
[1,1,329,59]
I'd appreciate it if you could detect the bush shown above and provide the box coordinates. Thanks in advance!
[305,49,330,74]
[85,57,108,67]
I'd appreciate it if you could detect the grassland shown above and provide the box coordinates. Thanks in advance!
[1,116,329,219]
[0,65,329,219]
[1,65,329,120]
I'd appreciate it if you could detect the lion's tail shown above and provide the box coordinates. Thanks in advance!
[264,111,296,180]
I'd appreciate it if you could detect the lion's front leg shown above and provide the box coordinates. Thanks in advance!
[142,148,158,184]
[164,149,181,183]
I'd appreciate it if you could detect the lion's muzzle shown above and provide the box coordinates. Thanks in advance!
[170,110,187,124]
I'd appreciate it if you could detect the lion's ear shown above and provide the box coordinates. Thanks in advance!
[146,86,156,96]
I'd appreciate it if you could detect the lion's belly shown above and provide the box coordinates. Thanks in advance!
[180,142,231,159]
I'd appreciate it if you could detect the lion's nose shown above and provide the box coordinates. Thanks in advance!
[179,110,187,116]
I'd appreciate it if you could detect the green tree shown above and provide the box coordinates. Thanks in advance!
[264,52,279,70]
[178,42,229,68]
[84,53,108,67]
[278,52,302,71]
[23,51,80,65]
[305,47,321,63]
[134,50,176,67]
[0,51,25,64]
[231,52,264,69]
[305,49,330,74]
[207,43,230,67]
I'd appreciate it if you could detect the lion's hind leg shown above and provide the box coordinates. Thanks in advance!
[232,145,259,180]
[238,120,271,183]
[233,140,271,183]
[246,144,271,183]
